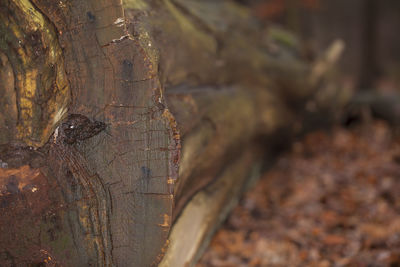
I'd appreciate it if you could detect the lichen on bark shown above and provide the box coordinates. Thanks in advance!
[0,0,70,147]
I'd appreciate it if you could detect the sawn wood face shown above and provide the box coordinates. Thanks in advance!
[25,0,179,265]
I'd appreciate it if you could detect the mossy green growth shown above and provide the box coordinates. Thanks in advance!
[267,26,298,49]
[163,0,217,53]
[135,24,160,72]
[123,0,148,10]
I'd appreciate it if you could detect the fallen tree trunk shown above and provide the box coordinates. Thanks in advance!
[0,0,348,266]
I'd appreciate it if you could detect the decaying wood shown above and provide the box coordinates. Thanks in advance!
[0,0,349,266]
[160,148,264,267]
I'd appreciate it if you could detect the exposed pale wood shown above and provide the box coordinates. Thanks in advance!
[160,149,263,267]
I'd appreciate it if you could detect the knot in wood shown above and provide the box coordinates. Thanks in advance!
[59,114,106,144]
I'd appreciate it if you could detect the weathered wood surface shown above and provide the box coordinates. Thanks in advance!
[0,0,348,266]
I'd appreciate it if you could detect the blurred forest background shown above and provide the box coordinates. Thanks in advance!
[198,0,400,266]
[241,0,400,91]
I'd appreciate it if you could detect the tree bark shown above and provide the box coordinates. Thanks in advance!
[0,0,348,266]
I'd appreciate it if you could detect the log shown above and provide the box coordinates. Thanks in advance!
[0,0,348,266]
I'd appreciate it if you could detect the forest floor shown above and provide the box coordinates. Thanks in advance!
[198,121,400,267]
